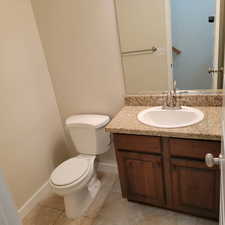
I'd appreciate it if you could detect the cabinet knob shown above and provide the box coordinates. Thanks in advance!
[205,153,220,168]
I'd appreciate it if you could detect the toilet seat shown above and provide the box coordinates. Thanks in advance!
[50,156,93,187]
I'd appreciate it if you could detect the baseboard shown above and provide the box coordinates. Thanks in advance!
[97,161,118,174]
[18,181,52,219]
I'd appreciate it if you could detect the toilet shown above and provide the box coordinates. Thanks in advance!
[49,114,111,219]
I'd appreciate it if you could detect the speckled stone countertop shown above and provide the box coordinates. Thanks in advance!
[125,92,223,107]
[106,106,222,141]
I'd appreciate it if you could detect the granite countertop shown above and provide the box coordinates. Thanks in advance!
[106,106,222,141]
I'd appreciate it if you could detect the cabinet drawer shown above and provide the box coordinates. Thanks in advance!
[169,138,221,160]
[114,134,161,154]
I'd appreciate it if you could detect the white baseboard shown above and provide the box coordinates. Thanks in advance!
[97,162,118,174]
[18,181,52,219]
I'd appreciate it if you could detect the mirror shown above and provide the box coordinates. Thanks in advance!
[115,0,225,94]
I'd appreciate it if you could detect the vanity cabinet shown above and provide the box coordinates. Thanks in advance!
[114,134,220,220]
[118,151,165,207]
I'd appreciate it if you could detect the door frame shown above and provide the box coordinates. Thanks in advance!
[212,0,222,89]
[220,54,225,225]
[217,0,225,89]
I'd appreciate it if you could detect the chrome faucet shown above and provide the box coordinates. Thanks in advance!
[162,80,181,110]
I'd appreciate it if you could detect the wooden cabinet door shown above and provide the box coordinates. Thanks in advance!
[118,151,165,207]
[171,158,220,219]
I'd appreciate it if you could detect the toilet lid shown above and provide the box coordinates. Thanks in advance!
[65,114,110,128]
[50,157,90,186]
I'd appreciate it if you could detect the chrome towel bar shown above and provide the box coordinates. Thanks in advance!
[122,46,158,56]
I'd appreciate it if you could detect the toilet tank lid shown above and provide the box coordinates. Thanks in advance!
[65,114,110,128]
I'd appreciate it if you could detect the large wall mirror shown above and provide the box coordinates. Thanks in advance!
[115,0,225,94]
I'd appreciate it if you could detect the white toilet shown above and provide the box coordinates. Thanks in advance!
[49,114,111,219]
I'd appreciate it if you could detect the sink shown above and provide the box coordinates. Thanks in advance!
[137,106,204,128]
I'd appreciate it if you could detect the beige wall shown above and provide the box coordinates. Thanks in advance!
[31,0,125,121]
[0,0,69,208]
[31,0,125,160]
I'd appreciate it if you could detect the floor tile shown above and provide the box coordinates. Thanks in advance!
[96,192,146,225]
[196,217,219,225]
[176,213,198,225]
[39,194,65,211]
[140,213,177,225]
[54,213,84,225]
[23,205,62,225]
[81,218,94,225]
[55,213,95,225]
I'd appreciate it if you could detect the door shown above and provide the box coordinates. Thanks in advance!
[171,158,220,219]
[220,128,225,225]
[206,118,225,225]
[205,53,225,225]
[171,0,216,90]
[170,0,224,90]
[119,151,165,207]
[211,0,224,88]
[219,100,225,224]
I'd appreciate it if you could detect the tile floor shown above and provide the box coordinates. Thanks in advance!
[22,173,219,225]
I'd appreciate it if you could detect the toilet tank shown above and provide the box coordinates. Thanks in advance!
[65,114,111,155]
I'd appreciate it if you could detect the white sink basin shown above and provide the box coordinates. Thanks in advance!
[137,106,204,128]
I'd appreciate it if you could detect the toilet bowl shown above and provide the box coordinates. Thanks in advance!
[50,155,101,219]
[49,114,110,219]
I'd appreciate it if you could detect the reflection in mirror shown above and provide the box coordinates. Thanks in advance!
[115,0,170,94]
[171,0,224,90]
[115,0,225,94]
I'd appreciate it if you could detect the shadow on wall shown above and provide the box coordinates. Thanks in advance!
[63,127,79,157]
[52,139,71,167]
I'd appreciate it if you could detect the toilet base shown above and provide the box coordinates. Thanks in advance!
[64,174,101,219]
